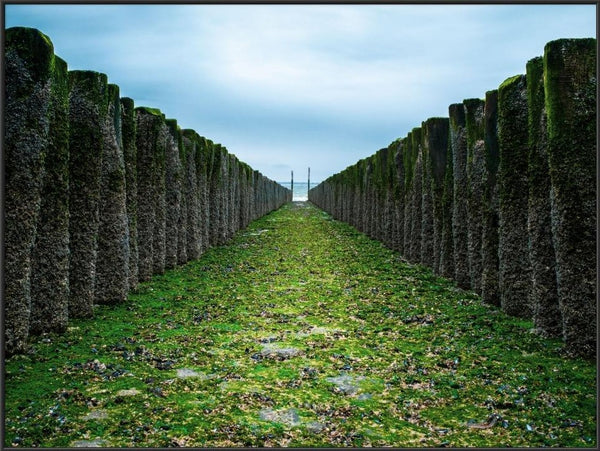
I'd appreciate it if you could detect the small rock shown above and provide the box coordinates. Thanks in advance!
[176,368,202,379]
[71,439,108,447]
[357,393,373,401]
[259,344,301,360]
[326,374,365,395]
[259,408,301,427]
[305,421,326,434]
[116,388,140,397]
[81,409,108,421]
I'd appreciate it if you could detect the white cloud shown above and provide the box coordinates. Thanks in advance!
[5,4,596,182]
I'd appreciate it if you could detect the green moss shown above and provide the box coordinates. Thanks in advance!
[6,27,55,83]
[4,203,596,447]
[135,106,164,118]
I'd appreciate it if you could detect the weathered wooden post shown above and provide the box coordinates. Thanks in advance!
[423,118,449,275]
[135,107,167,280]
[544,38,596,357]
[68,70,108,317]
[480,90,500,306]
[449,103,470,288]
[95,84,130,305]
[121,97,139,291]
[526,56,560,336]
[497,74,531,318]
[439,127,455,280]
[464,98,486,294]
[28,44,70,337]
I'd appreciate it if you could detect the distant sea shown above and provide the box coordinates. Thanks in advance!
[278,181,317,201]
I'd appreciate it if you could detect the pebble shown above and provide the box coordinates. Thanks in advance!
[259,344,301,359]
[116,388,140,397]
[259,407,301,427]
[71,438,108,447]
[326,374,365,395]
[81,409,108,421]
[305,421,326,434]
[176,368,202,379]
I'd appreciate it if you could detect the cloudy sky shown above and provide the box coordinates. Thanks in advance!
[4,4,596,183]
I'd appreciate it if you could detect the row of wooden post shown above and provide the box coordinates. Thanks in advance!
[4,27,291,355]
[309,38,596,358]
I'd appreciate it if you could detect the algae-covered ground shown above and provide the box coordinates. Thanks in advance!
[3,202,596,447]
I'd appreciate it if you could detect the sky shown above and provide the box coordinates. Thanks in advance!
[4,4,596,184]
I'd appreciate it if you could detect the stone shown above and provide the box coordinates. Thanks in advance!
[305,421,326,434]
[116,388,140,396]
[176,368,204,379]
[326,374,365,396]
[71,439,108,447]
[259,408,301,427]
[259,344,301,360]
[82,409,108,421]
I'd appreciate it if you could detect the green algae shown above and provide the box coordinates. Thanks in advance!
[4,202,595,447]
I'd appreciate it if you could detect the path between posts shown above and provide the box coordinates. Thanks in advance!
[4,202,596,447]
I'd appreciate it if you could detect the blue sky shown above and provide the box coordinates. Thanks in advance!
[4,4,596,183]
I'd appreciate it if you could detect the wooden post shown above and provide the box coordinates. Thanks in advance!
[308,167,311,192]
[291,170,294,199]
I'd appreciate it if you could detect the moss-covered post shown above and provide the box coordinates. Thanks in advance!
[544,38,596,356]
[439,124,455,280]
[353,164,362,231]
[464,98,486,294]
[402,135,414,260]
[164,118,182,270]
[246,166,255,226]
[423,118,449,275]
[420,120,436,268]
[449,103,470,288]
[228,154,239,239]
[152,120,167,275]
[364,159,374,237]
[497,74,532,318]
[238,163,249,229]
[410,128,423,264]
[526,57,560,337]
[95,84,130,305]
[383,146,396,249]
[393,141,406,255]
[28,53,70,336]
[135,107,166,280]
[67,70,108,317]
[481,90,500,306]
[5,27,56,353]
[198,137,211,254]
[182,130,200,260]
[175,125,188,266]
[121,97,138,291]
[208,143,223,246]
